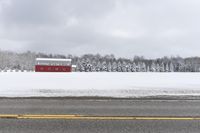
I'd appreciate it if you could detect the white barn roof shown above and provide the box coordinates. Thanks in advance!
[36,58,72,62]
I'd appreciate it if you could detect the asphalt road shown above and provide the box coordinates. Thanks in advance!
[0,98,200,133]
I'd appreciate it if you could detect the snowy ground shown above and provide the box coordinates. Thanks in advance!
[1,72,200,98]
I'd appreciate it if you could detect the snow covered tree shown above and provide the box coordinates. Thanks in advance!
[151,62,156,72]
[91,60,97,72]
[102,61,107,72]
[107,62,112,72]
[160,62,165,72]
[135,63,140,72]
[127,63,132,72]
[165,63,169,72]
[140,62,146,72]
[122,61,127,72]
[169,62,174,72]
[112,61,117,72]
[146,65,150,72]
[117,61,122,72]
[131,62,136,72]
[96,61,101,72]
[156,63,160,72]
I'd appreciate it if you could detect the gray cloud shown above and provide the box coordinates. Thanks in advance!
[0,0,200,58]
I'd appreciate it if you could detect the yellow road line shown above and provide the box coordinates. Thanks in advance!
[0,115,200,120]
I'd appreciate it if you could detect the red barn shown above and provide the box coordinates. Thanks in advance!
[35,58,72,72]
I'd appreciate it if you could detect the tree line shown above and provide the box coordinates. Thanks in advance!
[0,50,200,72]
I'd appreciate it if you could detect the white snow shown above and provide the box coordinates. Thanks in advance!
[1,72,200,97]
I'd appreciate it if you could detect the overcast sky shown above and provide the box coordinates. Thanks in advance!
[0,0,200,58]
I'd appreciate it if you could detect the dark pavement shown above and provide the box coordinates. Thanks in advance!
[0,98,200,133]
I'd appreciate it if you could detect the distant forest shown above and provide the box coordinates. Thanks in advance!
[0,50,200,72]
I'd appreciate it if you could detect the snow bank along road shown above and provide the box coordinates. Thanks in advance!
[1,72,200,98]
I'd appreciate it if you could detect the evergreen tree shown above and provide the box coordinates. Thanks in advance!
[146,65,150,72]
[102,61,107,72]
[140,62,146,72]
[131,62,136,72]
[169,62,174,72]
[122,61,127,72]
[165,63,169,72]
[127,63,132,72]
[151,62,156,72]
[117,61,122,72]
[156,63,160,72]
[112,61,117,72]
[160,62,165,72]
[96,61,101,72]
[107,62,112,72]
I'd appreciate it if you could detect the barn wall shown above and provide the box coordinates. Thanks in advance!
[35,65,72,72]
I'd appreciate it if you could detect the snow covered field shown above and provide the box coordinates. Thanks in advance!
[1,72,200,98]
